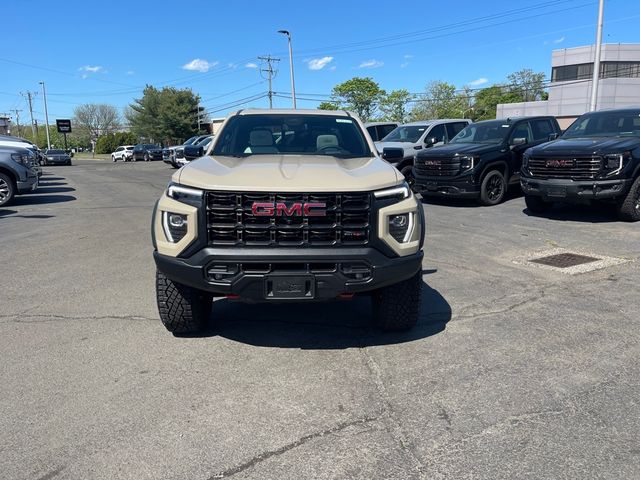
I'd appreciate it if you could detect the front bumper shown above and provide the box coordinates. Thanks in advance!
[154,247,423,301]
[521,176,632,200]
[414,173,480,198]
[17,170,38,193]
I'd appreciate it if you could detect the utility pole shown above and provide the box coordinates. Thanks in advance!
[589,0,605,111]
[258,55,280,109]
[39,81,51,149]
[22,91,38,139]
[10,109,23,137]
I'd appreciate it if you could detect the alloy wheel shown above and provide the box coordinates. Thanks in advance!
[0,177,9,202]
[487,175,504,202]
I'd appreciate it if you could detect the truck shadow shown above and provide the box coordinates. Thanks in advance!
[523,202,620,223]
[193,281,452,349]
[420,186,523,208]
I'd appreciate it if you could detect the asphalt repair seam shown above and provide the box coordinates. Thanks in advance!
[513,248,630,275]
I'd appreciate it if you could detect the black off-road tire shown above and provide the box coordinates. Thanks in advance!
[616,176,640,222]
[156,270,212,334]
[0,172,16,207]
[479,170,506,206]
[372,271,422,331]
[525,195,552,214]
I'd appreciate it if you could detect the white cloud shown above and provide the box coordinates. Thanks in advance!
[79,65,103,73]
[126,70,135,76]
[468,77,488,86]
[245,62,258,69]
[329,65,337,71]
[359,59,384,69]
[553,36,566,44]
[307,56,334,70]
[403,54,414,59]
[182,58,219,72]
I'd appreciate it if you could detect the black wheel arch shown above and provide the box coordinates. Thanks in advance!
[0,167,18,187]
[477,160,509,184]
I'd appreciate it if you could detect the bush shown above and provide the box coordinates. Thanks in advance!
[95,132,138,154]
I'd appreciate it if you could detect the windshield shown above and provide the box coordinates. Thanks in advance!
[183,136,198,146]
[125,146,134,150]
[563,111,640,138]
[451,121,511,144]
[382,125,429,143]
[212,114,371,158]
[46,149,65,154]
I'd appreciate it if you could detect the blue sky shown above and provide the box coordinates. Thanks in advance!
[2,0,639,125]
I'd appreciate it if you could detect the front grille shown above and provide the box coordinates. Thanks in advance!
[206,191,371,247]
[176,150,184,159]
[414,156,461,177]
[528,156,601,180]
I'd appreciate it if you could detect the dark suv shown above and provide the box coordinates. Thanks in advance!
[521,108,640,221]
[132,144,163,162]
[413,117,562,205]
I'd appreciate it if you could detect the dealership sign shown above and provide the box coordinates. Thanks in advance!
[56,119,72,133]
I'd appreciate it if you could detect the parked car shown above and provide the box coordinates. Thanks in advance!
[179,135,214,166]
[364,121,399,142]
[0,135,43,177]
[0,145,39,206]
[112,145,134,162]
[521,108,640,221]
[413,116,562,205]
[43,149,72,166]
[163,135,209,168]
[132,144,163,162]
[376,119,471,187]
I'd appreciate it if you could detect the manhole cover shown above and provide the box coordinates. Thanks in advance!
[530,253,600,268]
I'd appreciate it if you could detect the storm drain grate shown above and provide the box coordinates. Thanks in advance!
[530,253,600,268]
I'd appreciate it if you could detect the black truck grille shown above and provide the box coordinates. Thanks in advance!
[528,156,601,180]
[414,156,461,177]
[206,191,371,247]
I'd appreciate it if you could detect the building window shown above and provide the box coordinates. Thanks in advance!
[552,61,640,82]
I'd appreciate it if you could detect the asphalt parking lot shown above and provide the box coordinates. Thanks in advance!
[1,159,639,480]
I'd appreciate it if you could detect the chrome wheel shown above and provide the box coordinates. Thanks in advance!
[0,174,14,207]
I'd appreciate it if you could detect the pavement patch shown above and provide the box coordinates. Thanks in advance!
[514,248,630,275]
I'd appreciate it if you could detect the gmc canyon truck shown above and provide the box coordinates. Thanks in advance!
[152,109,425,334]
[521,108,640,222]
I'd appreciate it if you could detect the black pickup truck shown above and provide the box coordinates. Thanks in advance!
[521,108,640,222]
[413,117,562,205]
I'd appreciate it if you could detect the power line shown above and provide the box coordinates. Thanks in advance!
[258,55,280,108]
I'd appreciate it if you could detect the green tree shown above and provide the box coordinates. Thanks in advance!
[317,101,339,111]
[329,77,385,121]
[127,86,201,144]
[410,81,468,120]
[506,69,547,102]
[470,85,522,121]
[379,89,412,123]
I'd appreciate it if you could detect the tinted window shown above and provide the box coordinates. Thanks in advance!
[125,146,134,150]
[510,122,532,144]
[366,126,377,141]
[451,120,511,144]
[446,122,468,141]
[426,124,446,143]
[377,124,397,139]
[531,119,555,141]
[213,114,370,158]
[563,111,640,138]
[383,125,430,143]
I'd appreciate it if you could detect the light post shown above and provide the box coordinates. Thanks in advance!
[589,0,605,111]
[278,30,297,109]
[39,81,51,149]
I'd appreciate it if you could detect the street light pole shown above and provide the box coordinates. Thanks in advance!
[589,0,605,112]
[278,30,297,109]
[39,81,51,149]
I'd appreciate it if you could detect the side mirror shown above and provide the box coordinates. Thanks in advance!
[425,137,438,147]
[381,148,404,162]
[548,133,559,141]
[183,145,204,159]
[510,137,527,148]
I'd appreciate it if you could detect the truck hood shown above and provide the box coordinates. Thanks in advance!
[529,137,640,156]
[374,141,415,154]
[418,142,501,157]
[176,154,401,192]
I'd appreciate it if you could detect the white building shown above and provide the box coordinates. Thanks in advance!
[497,44,640,129]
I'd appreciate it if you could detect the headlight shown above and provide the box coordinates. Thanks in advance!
[388,212,415,243]
[459,155,477,171]
[166,182,203,207]
[602,153,626,176]
[373,182,411,201]
[11,153,31,166]
[162,212,188,243]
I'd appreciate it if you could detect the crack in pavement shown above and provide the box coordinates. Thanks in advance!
[453,287,548,322]
[0,313,157,324]
[359,348,427,479]
[207,415,381,479]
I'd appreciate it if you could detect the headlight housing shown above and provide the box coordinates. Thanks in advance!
[11,153,31,166]
[373,181,411,201]
[602,153,628,177]
[522,151,530,168]
[375,182,422,256]
[459,155,478,171]
[162,212,188,243]
[166,182,204,207]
